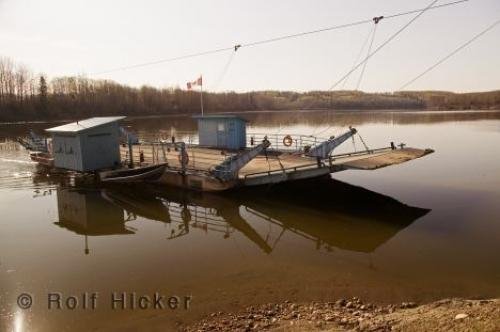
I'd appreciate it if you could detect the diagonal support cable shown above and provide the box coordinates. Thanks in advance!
[399,17,500,90]
[356,23,378,91]
[341,24,375,89]
[329,0,440,91]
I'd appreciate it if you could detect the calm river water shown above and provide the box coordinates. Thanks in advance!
[0,110,499,331]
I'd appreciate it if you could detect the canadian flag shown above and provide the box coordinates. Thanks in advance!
[187,76,203,90]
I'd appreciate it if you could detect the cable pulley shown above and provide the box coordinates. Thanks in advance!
[373,16,384,24]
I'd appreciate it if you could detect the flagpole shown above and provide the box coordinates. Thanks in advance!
[200,76,204,116]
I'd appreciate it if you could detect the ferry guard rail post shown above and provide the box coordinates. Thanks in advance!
[179,142,188,173]
[127,133,134,168]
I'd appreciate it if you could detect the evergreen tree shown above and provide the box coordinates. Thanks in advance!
[38,75,48,116]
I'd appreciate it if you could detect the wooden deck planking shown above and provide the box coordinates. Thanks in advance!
[338,148,433,170]
[120,144,432,179]
[239,154,316,176]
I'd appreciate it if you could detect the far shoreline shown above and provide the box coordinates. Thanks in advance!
[1,108,500,126]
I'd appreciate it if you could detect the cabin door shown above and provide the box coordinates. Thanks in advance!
[216,122,227,147]
[63,136,78,171]
[227,121,236,149]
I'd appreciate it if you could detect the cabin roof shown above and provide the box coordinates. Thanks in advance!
[193,114,248,122]
[46,116,126,134]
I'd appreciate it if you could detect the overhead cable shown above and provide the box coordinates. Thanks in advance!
[90,0,468,76]
[328,0,440,91]
[399,17,500,90]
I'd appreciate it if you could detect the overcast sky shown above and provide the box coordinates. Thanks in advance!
[0,0,499,92]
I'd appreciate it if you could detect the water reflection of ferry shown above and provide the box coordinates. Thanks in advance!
[53,177,429,255]
[54,188,134,236]
[54,188,135,254]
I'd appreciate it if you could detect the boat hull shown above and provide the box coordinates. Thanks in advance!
[100,164,167,183]
[157,169,237,192]
[30,152,54,168]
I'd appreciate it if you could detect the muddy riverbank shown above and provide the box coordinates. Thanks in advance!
[185,298,499,331]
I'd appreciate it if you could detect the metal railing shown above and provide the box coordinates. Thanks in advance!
[120,140,239,177]
[246,133,330,152]
[137,131,333,154]
[127,132,374,179]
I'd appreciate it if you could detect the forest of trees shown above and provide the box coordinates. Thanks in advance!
[1,56,499,122]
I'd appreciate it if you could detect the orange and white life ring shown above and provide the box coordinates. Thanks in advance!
[283,135,293,147]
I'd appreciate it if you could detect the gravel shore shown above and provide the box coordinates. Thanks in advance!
[185,298,499,331]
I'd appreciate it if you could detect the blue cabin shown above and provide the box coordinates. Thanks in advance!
[46,116,125,172]
[194,115,247,150]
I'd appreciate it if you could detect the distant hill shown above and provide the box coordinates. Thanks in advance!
[395,90,500,110]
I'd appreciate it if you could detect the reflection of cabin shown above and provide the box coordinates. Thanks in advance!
[54,188,132,236]
[194,115,247,150]
[46,117,124,172]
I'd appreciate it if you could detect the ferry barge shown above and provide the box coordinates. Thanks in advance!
[26,116,433,192]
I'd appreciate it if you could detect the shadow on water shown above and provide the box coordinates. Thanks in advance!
[234,178,430,252]
[51,176,430,255]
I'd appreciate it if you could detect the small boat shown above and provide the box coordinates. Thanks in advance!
[30,151,54,168]
[18,130,49,152]
[99,163,167,183]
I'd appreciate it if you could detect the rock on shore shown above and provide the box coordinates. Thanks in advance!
[184,298,499,331]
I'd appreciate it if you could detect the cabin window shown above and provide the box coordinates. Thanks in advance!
[217,122,225,131]
[88,133,111,138]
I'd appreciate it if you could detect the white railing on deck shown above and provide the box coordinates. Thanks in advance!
[246,133,330,152]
